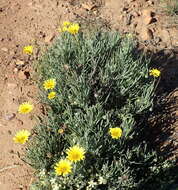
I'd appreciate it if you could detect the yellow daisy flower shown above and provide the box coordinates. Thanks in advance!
[109,127,122,139]
[23,45,33,54]
[48,91,56,99]
[18,102,34,114]
[43,79,56,90]
[67,23,80,35]
[63,21,71,27]
[54,159,72,176]
[66,145,85,162]
[13,130,31,144]
[59,21,71,32]
[149,69,161,77]
[59,26,68,33]
[58,128,64,134]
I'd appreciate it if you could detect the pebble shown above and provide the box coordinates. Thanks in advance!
[140,28,153,41]
[142,9,153,17]
[16,60,25,66]
[143,16,156,25]
[44,33,55,43]
[4,113,16,121]
[82,2,96,11]
[18,71,28,80]
[14,68,19,73]
[1,47,8,52]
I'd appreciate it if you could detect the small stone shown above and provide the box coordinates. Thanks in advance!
[140,28,153,41]
[142,9,153,17]
[82,2,96,11]
[44,33,55,43]
[1,47,8,52]
[147,0,154,5]
[13,68,18,73]
[154,36,161,44]
[16,60,25,66]
[4,113,16,121]
[143,16,156,25]
[125,14,132,25]
[132,11,140,17]
[18,71,27,80]
[18,70,30,80]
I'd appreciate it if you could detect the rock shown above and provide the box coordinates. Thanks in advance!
[1,47,8,52]
[147,0,154,5]
[18,70,28,80]
[143,16,156,25]
[44,33,55,43]
[140,28,153,41]
[82,2,96,11]
[126,0,135,3]
[154,36,161,44]
[142,9,156,25]
[132,11,140,17]
[16,60,25,66]
[13,68,18,73]
[4,113,16,121]
[125,14,132,25]
[142,9,154,17]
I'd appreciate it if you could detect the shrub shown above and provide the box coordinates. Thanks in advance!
[26,31,176,190]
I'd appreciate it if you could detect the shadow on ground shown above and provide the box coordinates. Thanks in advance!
[135,48,178,189]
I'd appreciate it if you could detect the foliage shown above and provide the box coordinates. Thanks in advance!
[26,31,177,190]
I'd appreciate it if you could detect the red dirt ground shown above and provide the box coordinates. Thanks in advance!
[0,0,178,189]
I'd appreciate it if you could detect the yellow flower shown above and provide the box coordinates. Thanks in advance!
[63,21,71,27]
[18,102,34,114]
[43,79,56,90]
[54,159,72,176]
[109,127,122,139]
[149,69,161,77]
[59,26,68,32]
[48,91,56,99]
[126,33,133,39]
[67,23,80,35]
[59,21,71,32]
[23,45,33,54]
[58,129,64,134]
[66,145,85,162]
[13,130,31,144]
